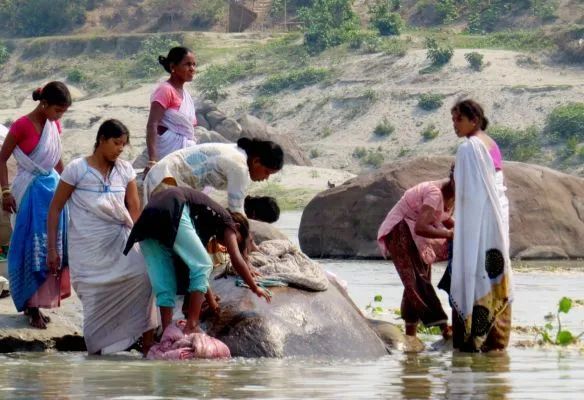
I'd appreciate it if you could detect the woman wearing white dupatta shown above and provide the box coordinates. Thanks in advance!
[0,82,71,329]
[47,120,157,355]
[450,99,512,352]
[133,47,198,171]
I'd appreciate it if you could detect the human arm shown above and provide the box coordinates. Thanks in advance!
[46,181,75,274]
[224,227,271,302]
[145,102,166,167]
[125,179,141,222]
[443,216,455,230]
[224,159,249,214]
[55,158,64,174]
[204,287,220,315]
[414,205,453,240]
[0,134,17,213]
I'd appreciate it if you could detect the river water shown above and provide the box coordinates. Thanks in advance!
[1,211,583,399]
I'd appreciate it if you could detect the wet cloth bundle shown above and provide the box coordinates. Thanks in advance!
[225,240,329,291]
[451,136,513,350]
[147,320,231,360]
[8,121,68,312]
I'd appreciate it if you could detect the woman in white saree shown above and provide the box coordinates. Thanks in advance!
[134,46,198,171]
[450,99,513,352]
[47,120,157,355]
[0,82,71,329]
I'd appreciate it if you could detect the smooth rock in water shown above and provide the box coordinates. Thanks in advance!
[205,276,389,358]
[249,220,288,243]
[368,318,406,350]
[299,156,584,259]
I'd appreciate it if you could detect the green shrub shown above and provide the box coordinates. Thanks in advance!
[544,103,584,142]
[362,36,383,53]
[426,37,453,67]
[0,42,9,65]
[353,146,367,158]
[381,37,408,57]
[489,125,541,161]
[373,117,395,137]
[251,95,276,111]
[133,36,181,78]
[197,61,256,101]
[298,0,360,54]
[259,67,331,95]
[465,52,484,71]
[421,124,440,140]
[67,68,87,84]
[347,31,377,50]
[418,93,444,111]
[436,0,459,24]
[363,151,384,168]
[368,1,404,36]
[191,0,226,28]
[309,148,321,158]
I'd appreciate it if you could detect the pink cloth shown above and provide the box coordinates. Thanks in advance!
[147,320,231,360]
[26,267,71,309]
[151,82,183,111]
[489,143,503,170]
[377,181,451,265]
[9,117,62,155]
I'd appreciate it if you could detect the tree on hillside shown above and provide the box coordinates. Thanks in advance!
[0,0,87,37]
[298,0,360,54]
[148,0,195,30]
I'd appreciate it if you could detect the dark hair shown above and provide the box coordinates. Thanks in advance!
[237,137,284,170]
[32,81,72,107]
[451,99,489,130]
[229,211,250,254]
[94,119,130,152]
[158,46,192,74]
[244,195,280,223]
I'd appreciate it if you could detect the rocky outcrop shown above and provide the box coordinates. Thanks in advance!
[299,156,584,260]
[205,272,390,358]
[0,294,85,353]
[195,103,311,166]
[249,219,288,243]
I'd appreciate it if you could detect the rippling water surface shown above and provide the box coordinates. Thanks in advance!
[1,211,583,399]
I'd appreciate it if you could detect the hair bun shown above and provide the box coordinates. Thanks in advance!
[237,137,252,150]
[32,87,42,101]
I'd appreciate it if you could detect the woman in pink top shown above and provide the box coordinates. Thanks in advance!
[377,166,455,340]
[0,82,72,329]
[136,46,198,171]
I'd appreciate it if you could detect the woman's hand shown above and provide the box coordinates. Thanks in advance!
[46,248,60,277]
[253,286,272,303]
[2,193,16,213]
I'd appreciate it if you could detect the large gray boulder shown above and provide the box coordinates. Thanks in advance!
[194,126,230,144]
[249,220,288,243]
[299,156,584,260]
[238,114,312,166]
[205,274,389,358]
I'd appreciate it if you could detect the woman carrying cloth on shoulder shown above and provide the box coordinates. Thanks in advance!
[0,82,72,329]
[134,46,198,171]
[450,99,512,352]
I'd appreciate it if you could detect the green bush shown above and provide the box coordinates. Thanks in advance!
[0,0,86,37]
[544,103,584,142]
[352,147,367,158]
[191,0,226,28]
[373,117,395,137]
[368,1,404,36]
[363,151,384,168]
[196,61,256,101]
[347,31,377,50]
[298,0,360,54]
[309,148,321,158]
[421,124,440,140]
[418,93,444,111]
[133,36,181,78]
[381,37,408,57]
[426,37,453,66]
[436,0,459,24]
[0,42,9,65]
[67,68,87,84]
[489,125,541,161]
[259,67,331,95]
[465,52,484,71]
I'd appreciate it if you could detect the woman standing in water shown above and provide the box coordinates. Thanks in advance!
[47,120,157,355]
[377,167,455,341]
[134,46,198,170]
[450,99,512,352]
[0,82,71,329]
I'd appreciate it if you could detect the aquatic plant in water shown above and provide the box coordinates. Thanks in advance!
[536,297,583,346]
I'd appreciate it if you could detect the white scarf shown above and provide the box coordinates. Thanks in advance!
[11,120,62,206]
[451,136,513,326]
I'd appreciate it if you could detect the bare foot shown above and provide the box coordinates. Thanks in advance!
[27,308,47,329]
[39,310,51,324]
[442,325,453,340]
